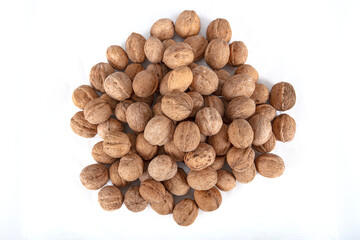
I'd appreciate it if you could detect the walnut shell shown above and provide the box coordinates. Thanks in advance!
[97,118,124,139]
[175,10,201,38]
[84,98,112,124]
[89,62,115,93]
[92,141,116,164]
[207,156,226,171]
[72,85,98,109]
[228,119,254,149]
[205,95,224,117]
[104,72,132,101]
[164,140,185,162]
[163,39,177,49]
[255,153,285,178]
[130,93,154,106]
[163,168,190,196]
[126,102,153,132]
[184,35,208,61]
[115,100,134,123]
[70,111,97,138]
[150,190,174,215]
[144,37,165,64]
[222,74,256,101]
[125,32,146,63]
[253,132,276,153]
[139,170,153,182]
[118,153,144,181]
[109,160,128,188]
[204,39,230,69]
[167,66,193,92]
[139,179,166,203]
[208,124,232,156]
[173,199,199,226]
[124,186,148,212]
[106,45,129,71]
[270,82,296,111]
[234,64,259,82]
[226,96,256,120]
[144,115,175,146]
[147,63,169,82]
[80,164,109,190]
[226,146,255,171]
[136,133,158,160]
[99,94,118,114]
[162,42,194,69]
[194,187,222,212]
[248,114,272,146]
[187,168,218,190]
[216,169,236,191]
[232,163,256,183]
[161,91,193,121]
[150,18,174,41]
[187,91,204,117]
[173,121,201,152]
[132,70,159,98]
[159,71,171,96]
[184,143,216,171]
[228,41,248,66]
[124,63,144,81]
[213,69,231,96]
[206,18,232,42]
[148,155,177,181]
[103,132,131,158]
[152,102,164,116]
[255,104,276,121]
[272,114,296,142]
[195,107,223,136]
[250,83,270,104]
[98,186,123,211]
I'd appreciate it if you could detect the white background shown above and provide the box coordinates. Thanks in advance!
[1,0,360,239]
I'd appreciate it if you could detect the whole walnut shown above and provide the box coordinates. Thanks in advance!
[115,100,134,123]
[173,199,199,226]
[106,45,129,70]
[163,168,190,196]
[148,155,177,181]
[144,37,165,64]
[124,63,144,81]
[97,118,124,139]
[136,133,158,160]
[104,72,132,101]
[205,95,224,117]
[130,93,154,106]
[226,146,255,171]
[80,164,109,190]
[103,132,131,158]
[253,132,276,153]
[207,156,226,171]
[98,186,123,211]
[222,74,256,101]
[228,41,248,66]
[126,102,153,132]
[184,35,208,61]
[173,121,201,152]
[84,98,112,124]
[152,102,164,116]
[124,186,148,212]
[161,91,193,121]
[150,18,174,41]
[150,190,174,215]
[195,107,223,136]
[248,114,272,146]
[255,153,285,178]
[208,124,232,156]
[204,39,230,69]
[92,141,116,164]
[144,115,175,146]
[118,153,144,181]
[72,85,98,110]
[164,140,185,162]
[255,104,276,121]
[175,10,201,38]
[163,39,176,49]
[125,32,146,63]
[228,119,254,149]
[89,62,115,93]
[187,168,218,190]
[232,163,256,183]
[184,143,216,171]
[139,179,166,203]
[190,65,219,95]
[272,114,296,142]
[235,64,259,82]
[70,111,97,138]
[187,91,204,117]
[194,187,222,212]
[132,70,159,98]
[147,63,169,81]
[109,160,128,188]
[250,83,270,104]
[216,169,236,191]
[226,96,256,120]
[162,42,194,69]
[206,18,232,42]
[167,66,193,92]
[270,82,296,111]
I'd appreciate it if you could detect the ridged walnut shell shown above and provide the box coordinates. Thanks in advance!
[255,153,285,178]
[80,164,109,190]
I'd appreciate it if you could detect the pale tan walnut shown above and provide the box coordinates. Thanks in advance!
[126,132,137,154]
[269,82,296,111]
[164,140,185,162]
[92,141,116,164]
[213,69,231,96]
[226,96,256,121]
[184,35,208,62]
[255,153,285,178]
[206,18,232,42]
[253,132,276,153]
[187,91,204,117]
[124,186,148,212]
[191,63,220,96]
[152,102,164,116]
[162,42,194,69]
[175,10,200,38]
[216,169,236,191]
[132,70,159,98]
[255,104,276,121]
[163,39,176,49]
[70,111,97,138]
[150,190,174,215]
[204,39,230,69]
[159,72,171,96]
[173,199,199,226]
[125,102,153,132]
[104,72,132,101]
[250,83,269,104]
[184,143,216,171]
[97,118,124,139]
[130,93,154,106]
[125,32,146,63]
[144,115,175,146]
[235,64,259,82]
[226,146,255,171]
[167,66,193,92]
[118,153,144,181]
[248,114,272,146]
[148,155,177,181]
[136,133,158,160]
[161,91,193,121]
[84,98,112,124]
[205,95,224,117]
[146,63,169,82]
[228,41,248,67]
[109,160,128,188]
[99,94,118,113]
[106,45,129,71]
[194,187,222,212]
[150,18,174,41]
[272,114,296,142]
[187,168,218,191]
[222,74,256,101]
[103,132,131,158]
[98,186,123,211]
[115,100,134,123]
[89,62,115,93]
[163,168,190,196]
[72,85,98,110]
[124,63,144,81]
[144,37,165,64]
[139,179,166,203]
[173,121,201,152]
[195,107,223,136]
[233,163,256,183]
[228,119,254,149]
[208,124,232,156]
[80,164,109,190]
[207,156,225,171]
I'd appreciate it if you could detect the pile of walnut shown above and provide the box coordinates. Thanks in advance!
[70,10,296,226]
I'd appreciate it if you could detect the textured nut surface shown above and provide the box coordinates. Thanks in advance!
[226,96,256,121]
[216,169,236,191]
[226,146,255,171]
[147,63,169,81]
[162,42,194,69]
[115,100,134,123]
[222,74,256,101]
[187,91,204,117]
[144,37,165,63]
[167,66,193,92]
[126,102,153,132]
[70,111,97,138]
[190,65,219,95]
[248,114,272,146]
[205,95,224,117]
[187,168,218,190]
[208,124,232,156]
[150,18,174,41]
[250,83,269,104]
[130,93,154,106]
[233,163,256,183]
[98,186,123,211]
[235,64,259,82]
[125,32,146,63]
[173,199,199,226]
[161,91,193,121]
[92,141,116,164]
[204,39,230,69]
[89,62,115,93]
[213,69,230,96]
[103,132,131,158]
[136,133,158,160]
[185,143,216,171]
[195,107,223,136]
[159,72,171,96]
[124,63,144,81]
[97,118,124,139]
[163,168,190,196]
[106,45,129,70]
[228,41,248,66]
[72,85,98,109]
[253,132,276,153]
[255,104,276,121]
[124,186,148,212]
[139,179,166,203]
[228,119,254,149]
[144,115,175,146]
[255,153,285,178]
[104,72,133,101]
[272,114,296,142]
[118,153,144,181]
[163,39,176,49]
[184,35,208,61]
[148,155,177,181]
[206,18,232,42]
[270,82,296,111]
[133,70,159,98]
[164,140,185,162]
[175,10,201,38]
[173,121,201,152]
[194,187,222,212]
[109,160,128,188]
[100,94,118,113]
[207,156,226,171]
[150,190,174,215]
[80,164,109,190]
[84,98,112,124]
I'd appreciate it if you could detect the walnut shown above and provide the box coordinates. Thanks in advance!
[144,115,175,146]
[269,82,296,111]
[102,132,131,158]
[132,70,159,98]
[248,114,272,146]
[228,41,248,66]
[84,98,112,124]
[150,190,174,215]
[97,118,124,139]
[136,133,158,160]
[148,155,177,181]
[98,186,123,211]
[222,74,256,101]
[125,102,153,132]
[104,72,133,101]
[80,164,109,190]
[184,35,208,61]
[139,179,166,203]
[70,111,97,138]
[91,141,116,164]
[118,153,144,181]
[115,100,134,123]
[195,107,223,136]
[204,39,230,69]
[162,42,194,69]
[161,91,193,121]
[173,121,201,152]
[216,169,236,191]
[124,186,148,212]
[208,124,232,156]
[228,119,254,149]
[232,163,256,183]
[184,143,216,171]
[206,18,232,42]
[226,146,255,172]
[255,153,285,178]
[144,37,165,64]
[163,168,190,196]
[106,45,129,70]
[272,114,296,142]
[89,62,114,93]
[173,199,199,226]
[125,32,146,63]
[194,187,222,211]
[175,10,201,38]
[187,168,218,190]
[72,85,98,110]
[234,64,259,82]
